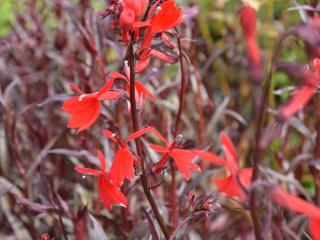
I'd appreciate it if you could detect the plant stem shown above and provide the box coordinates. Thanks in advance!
[249,32,288,240]
[169,36,187,229]
[249,58,274,240]
[127,38,170,239]
[174,36,187,137]
[312,95,320,205]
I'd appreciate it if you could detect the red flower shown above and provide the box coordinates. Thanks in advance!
[149,0,183,33]
[62,82,121,132]
[103,126,155,187]
[74,150,127,210]
[197,132,252,200]
[119,0,148,42]
[239,5,262,76]
[278,58,320,119]
[133,0,182,72]
[150,131,201,181]
[239,5,257,40]
[109,71,156,105]
[270,187,320,240]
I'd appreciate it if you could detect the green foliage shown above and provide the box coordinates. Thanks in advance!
[0,0,16,37]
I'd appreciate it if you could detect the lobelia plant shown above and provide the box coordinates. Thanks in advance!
[57,0,320,239]
[4,0,320,239]
[61,0,209,238]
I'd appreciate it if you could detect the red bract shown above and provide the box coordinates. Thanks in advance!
[103,126,155,187]
[197,132,252,200]
[74,150,127,210]
[239,4,262,76]
[278,58,320,119]
[150,131,201,181]
[62,82,121,132]
[270,187,320,240]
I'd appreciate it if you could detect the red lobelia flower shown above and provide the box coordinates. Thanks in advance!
[119,0,148,42]
[270,186,320,240]
[149,0,183,33]
[133,0,182,72]
[150,131,201,181]
[74,150,127,210]
[103,126,155,187]
[239,4,262,79]
[278,58,320,119]
[196,132,252,201]
[62,81,121,132]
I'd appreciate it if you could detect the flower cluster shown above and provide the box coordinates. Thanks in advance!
[59,1,320,239]
[62,0,192,210]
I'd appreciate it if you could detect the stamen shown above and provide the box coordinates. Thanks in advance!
[78,94,87,101]
[155,6,162,14]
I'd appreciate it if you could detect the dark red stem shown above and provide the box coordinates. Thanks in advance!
[127,37,170,239]
[249,32,289,240]
[169,36,187,229]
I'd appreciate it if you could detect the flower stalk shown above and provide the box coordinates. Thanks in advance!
[127,35,171,239]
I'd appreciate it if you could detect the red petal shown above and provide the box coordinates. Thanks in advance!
[310,218,320,240]
[133,21,151,29]
[136,57,150,73]
[123,0,147,18]
[246,37,261,70]
[69,83,84,94]
[147,128,168,145]
[238,168,253,189]
[150,49,175,63]
[126,126,153,142]
[150,0,182,33]
[194,150,227,166]
[279,86,315,119]
[149,144,168,152]
[171,149,201,181]
[97,90,122,101]
[119,8,135,32]
[220,132,238,161]
[239,5,257,39]
[161,32,176,48]
[77,106,100,132]
[62,96,95,114]
[74,167,101,177]
[109,148,135,187]
[214,175,246,200]
[152,151,171,173]
[102,130,117,142]
[97,150,106,172]
[109,72,128,82]
[135,82,157,101]
[220,132,238,173]
[140,25,153,50]
[63,97,100,132]
[270,187,320,219]
[97,79,115,98]
[98,177,127,210]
